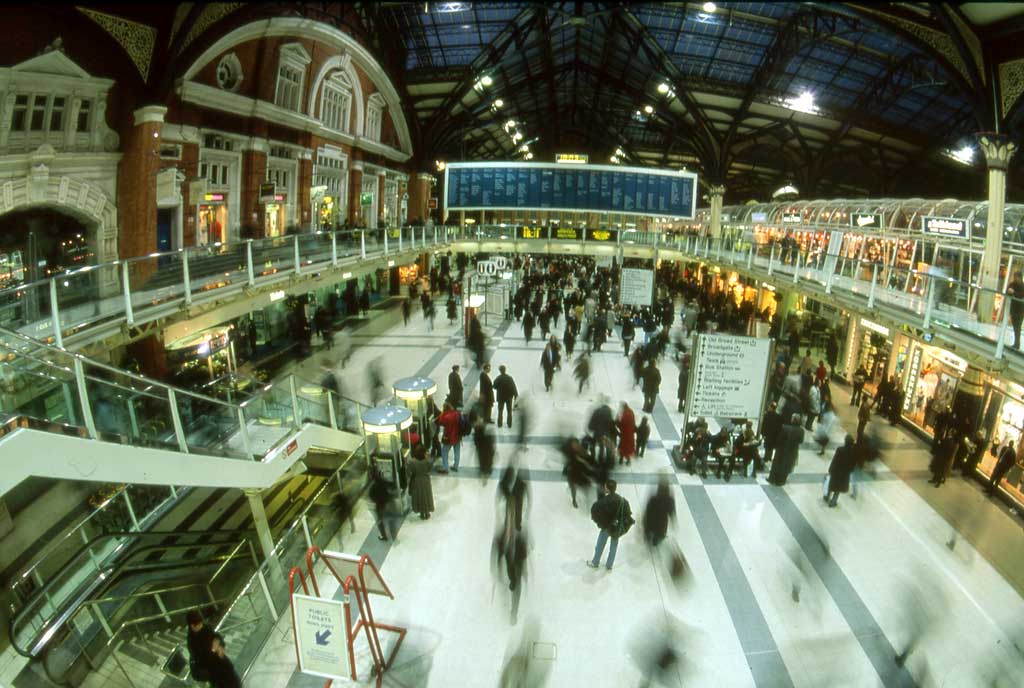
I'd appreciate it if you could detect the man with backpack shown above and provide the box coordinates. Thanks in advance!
[587,480,634,571]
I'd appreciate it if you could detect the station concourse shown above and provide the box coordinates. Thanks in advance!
[1,3,1024,688]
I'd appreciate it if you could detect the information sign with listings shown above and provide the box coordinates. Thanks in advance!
[292,593,349,680]
[618,267,654,307]
[687,334,773,420]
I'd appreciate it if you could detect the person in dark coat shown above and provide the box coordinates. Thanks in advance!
[207,634,241,688]
[761,401,783,466]
[676,357,690,412]
[986,441,1017,496]
[479,363,494,423]
[407,444,435,519]
[929,432,958,488]
[641,359,662,413]
[573,352,591,394]
[642,477,676,547]
[635,416,651,458]
[402,298,411,326]
[768,415,804,486]
[446,296,457,324]
[186,610,215,682]
[564,323,577,358]
[447,364,463,408]
[588,399,617,466]
[561,436,594,508]
[630,349,645,389]
[472,417,496,482]
[368,465,397,540]
[499,465,530,532]
[493,365,518,428]
[540,336,561,392]
[824,435,857,507]
[587,480,633,571]
[621,316,636,357]
[1007,270,1024,350]
[523,310,535,344]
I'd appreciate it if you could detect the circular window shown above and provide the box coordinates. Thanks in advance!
[216,53,243,92]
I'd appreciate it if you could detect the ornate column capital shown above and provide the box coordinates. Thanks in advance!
[976,133,1017,171]
[708,184,726,197]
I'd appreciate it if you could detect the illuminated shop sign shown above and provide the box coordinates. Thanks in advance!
[259,183,276,202]
[517,226,546,239]
[923,216,969,239]
[585,228,618,242]
[851,213,881,230]
[859,318,890,336]
[903,346,922,412]
[551,226,581,240]
[203,193,225,202]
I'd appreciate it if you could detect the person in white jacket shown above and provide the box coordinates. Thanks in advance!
[804,381,821,431]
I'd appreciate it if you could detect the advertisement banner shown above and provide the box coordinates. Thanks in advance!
[922,216,969,239]
[585,228,618,242]
[517,226,547,239]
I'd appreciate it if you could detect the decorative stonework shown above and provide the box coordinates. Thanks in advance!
[77,7,157,82]
[977,134,1017,172]
[216,52,243,92]
[947,8,984,84]
[999,58,1024,119]
[179,3,244,54]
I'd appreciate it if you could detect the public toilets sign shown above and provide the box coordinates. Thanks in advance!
[477,256,509,276]
[292,593,349,680]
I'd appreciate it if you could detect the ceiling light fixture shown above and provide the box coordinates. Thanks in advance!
[644,104,654,114]
[494,98,504,108]
[505,119,516,130]
[480,75,493,87]
[947,146,975,165]
[657,83,670,94]
[702,2,717,13]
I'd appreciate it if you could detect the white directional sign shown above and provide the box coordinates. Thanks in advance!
[687,334,772,420]
[619,268,655,307]
[292,593,349,680]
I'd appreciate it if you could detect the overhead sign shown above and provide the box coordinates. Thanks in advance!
[851,213,881,230]
[923,216,969,239]
[782,212,802,224]
[585,228,618,242]
[477,256,509,276]
[292,594,349,681]
[687,334,773,420]
[619,267,655,307]
[444,162,698,219]
[555,153,589,164]
[259,183,276,203]
[550,226,581,241]
[517,226,546,239]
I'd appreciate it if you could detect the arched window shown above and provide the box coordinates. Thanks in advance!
[365,92,385,141]
[320,72,352,133]
[274,43,311,113]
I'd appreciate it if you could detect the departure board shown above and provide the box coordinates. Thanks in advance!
[445,162,698,219]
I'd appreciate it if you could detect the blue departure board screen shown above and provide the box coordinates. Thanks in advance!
[444,162,698,219]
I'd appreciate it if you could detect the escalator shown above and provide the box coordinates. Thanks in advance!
[11,528,258,686]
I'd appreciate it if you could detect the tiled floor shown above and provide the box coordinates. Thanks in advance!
[237,301,1024,687]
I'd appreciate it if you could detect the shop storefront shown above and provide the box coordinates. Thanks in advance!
[851,317,891,397]
[197,194,229,245]
[317,194,338,230]
[899,341,966,433]
[166,325,236,386]
[264,194,287,238]
[978,379,1024,505]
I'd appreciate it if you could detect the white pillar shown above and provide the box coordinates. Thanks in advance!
[977,135,1017,320]
[244,489,277,563]
[708,184,725,241]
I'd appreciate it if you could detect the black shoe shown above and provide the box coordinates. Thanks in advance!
[378,535,388,541]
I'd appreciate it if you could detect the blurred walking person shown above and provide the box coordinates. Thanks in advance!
[642,477,676,547]
[824,435,857,507]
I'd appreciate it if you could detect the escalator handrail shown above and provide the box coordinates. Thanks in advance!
[8,528,253,657]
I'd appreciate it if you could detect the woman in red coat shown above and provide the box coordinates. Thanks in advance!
[617,402,636,465]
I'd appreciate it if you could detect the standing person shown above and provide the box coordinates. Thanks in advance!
[1007,270,1024,350]
[676,356,690,412]
[824,435,857,507]
[573,352,592,394]
[436,401,462,473]
[635,416,651,459]
[446,295,457,325]
[407,444,435,519]
[368,465,396,541]
[963,431,987,478]
[402,298,411,326]
[606,308,616,339]
[641,359,662,413]
[563,323,577,358]
[540,336,561,392]
[929,431,958,488]
[804,380,821,431]
[642,477,676,547]
[207,634,241,688]
[617,402,637,466]
[447,365,463,409]
[588,398,617,467]
[815,360,828,386]
[986,440,1017,496]
[479,363,495,424]
[688,426,710,479]
[850,365,868,405]
[621,315,635,357]
[768,415,804,486]
[473,416,496,482]
[761,401,783,466]
[587,480,633,571]
[494,365,519,429]
[425,298,436,331]
[186,610,214,683]
[857,397,871,445]
[523,310,535,345]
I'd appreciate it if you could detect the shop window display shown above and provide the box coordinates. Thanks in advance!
[978,385,1024,503]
